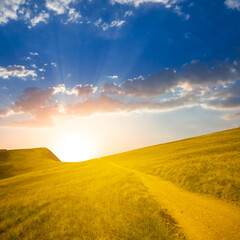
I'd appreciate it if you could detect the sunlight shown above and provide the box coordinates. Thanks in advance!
[52,133,96,162]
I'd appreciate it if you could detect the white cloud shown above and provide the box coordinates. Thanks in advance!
[111,0,175,8]
[173,5,190,20]
[124,10,134,17]
[51,62,57,67]
[95,18,103,27]
[0,65,37,79]
[108,75,119,79]
[102,20,125,31]
[225,0,240,11]
[66,84,97,97]
[67,8,81,23]
[95,18,125,31]
[30,11,50,27]
[0,0,25,24]
[30,52,39,56]
[18,7,31,20]
[53,84,66,94]
[31,64,37,68]
[46,0,76,14]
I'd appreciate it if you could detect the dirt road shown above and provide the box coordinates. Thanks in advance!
[106,161,240,240]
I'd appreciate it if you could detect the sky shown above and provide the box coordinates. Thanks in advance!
[0,0,240,161]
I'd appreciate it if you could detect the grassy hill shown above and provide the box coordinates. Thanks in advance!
[0,151,181,240]
[102,128,240,202]
[1,128,239,239]
[0,148,60,180]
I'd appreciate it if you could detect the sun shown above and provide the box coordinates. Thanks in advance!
[52,133,96,162]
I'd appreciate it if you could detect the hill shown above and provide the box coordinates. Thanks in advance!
[0,158,181,240]
[102,128,240,202]
[0,148,60,179]
[1,128,240,240]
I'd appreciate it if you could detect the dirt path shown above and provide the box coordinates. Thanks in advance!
[105,161,240,240]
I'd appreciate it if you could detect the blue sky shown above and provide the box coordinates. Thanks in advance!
[0,0,240,158]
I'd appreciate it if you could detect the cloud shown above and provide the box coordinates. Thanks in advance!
[66,92,198,116]
[0,65,37,79]
[67,8,81,23]
[173,5,190,20]
[53,84,66,94]
[0,83,98,126]
[0,108,11,116]
[225,0,240,11]
[102,20,125,30]
[67,84,97,97]
[30,11,50,27]
[13,87,54,112]
[51,62,57,67]
[0,86,62,126]
[202,84,240,110]
[1,59,240,127]
[108,75,119,79]
[45,0,76,14]
[205,97,240,110]
[0,0,25,24]
[95,19,125,31]
[223,111,240,120]
[111,0,176,8]
[102,70,178,97]
[102,60,240,98]
[30,52,39,56]
[124,10,134,17]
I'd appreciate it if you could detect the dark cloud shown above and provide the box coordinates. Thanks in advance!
[205,97,240,110]
[102,60,240,98]
[1,60,240,127]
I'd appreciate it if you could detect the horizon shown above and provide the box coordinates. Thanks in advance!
[1,126,238,162]
[1,0,240,162]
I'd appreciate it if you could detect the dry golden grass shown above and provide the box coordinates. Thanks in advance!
[0,148,60,179]
[1,128,239,239]
[0,159,178,240]
[103,128,240,202]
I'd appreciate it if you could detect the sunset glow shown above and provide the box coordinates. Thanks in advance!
[52,133,96,162]
[0,0,240,159]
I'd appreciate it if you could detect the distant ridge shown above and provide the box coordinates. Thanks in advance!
[0,147,61,180]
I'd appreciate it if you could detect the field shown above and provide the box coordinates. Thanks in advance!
[103,128,240,202]
[0,128,240,240]
[0,156,180,240]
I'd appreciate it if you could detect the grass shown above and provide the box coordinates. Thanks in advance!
[103,128,240,202]
[1,127,239,239]
[0,158,179,240]
[0,148,60,180]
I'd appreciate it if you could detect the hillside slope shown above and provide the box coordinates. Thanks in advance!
[0,159,180,240]
[102,128,240,202]
[0,148,60,179]
[105,160,240,240]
